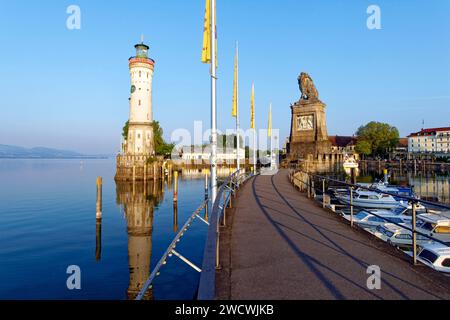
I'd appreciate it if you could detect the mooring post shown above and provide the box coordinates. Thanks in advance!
[173,202,178,234]
[95,218,102,262]
[173,171,178,203]
[350,167,356,185]
[412,201,417,265]
[132,165,136,183]
[312,179,315,198]
[350,187,354,228]
[96,177,103,220]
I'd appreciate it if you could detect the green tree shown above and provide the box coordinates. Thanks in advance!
[355,121,399,158]
[122,121,129,140]
[355,140,372,156]
[122,120,174,157]
[152,121,175,156]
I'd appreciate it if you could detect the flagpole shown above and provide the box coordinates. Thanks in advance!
[210,0,217,203]
[269,103,273,170]
[253,128,257,173]
[235,42,240,180]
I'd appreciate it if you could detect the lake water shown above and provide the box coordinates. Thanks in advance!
[0,159,209,300]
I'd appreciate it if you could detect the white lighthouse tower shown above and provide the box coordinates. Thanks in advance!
[126,40,155,155]
[116,40,159,181]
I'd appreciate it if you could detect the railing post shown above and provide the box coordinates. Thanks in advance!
[322,178,326,208]
[222,192,227,226]
[204,171,208,201]
[307,175,311,198]
[412,201,417,265]
[350,187,354,228]
[312,179,315,198]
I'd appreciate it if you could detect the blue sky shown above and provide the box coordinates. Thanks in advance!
[0,0,449,154]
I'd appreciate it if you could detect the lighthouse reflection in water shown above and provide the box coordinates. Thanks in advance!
[115,180,164,300]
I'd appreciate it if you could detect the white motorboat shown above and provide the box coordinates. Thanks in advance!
[373,223,432,250]
[336,190,400,209]
[416,214,450,245]
[416,244,450,275]
[351,211,411,231]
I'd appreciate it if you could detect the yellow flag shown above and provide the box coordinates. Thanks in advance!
[250,83,255,129]
[268,103,272,138]
[201,0,217,68]
[232,46,238,117]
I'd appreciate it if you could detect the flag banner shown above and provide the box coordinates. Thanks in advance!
[201,0,217,68]
[232,46,238,118]
[250,83,255,129]
[201,0,211,64]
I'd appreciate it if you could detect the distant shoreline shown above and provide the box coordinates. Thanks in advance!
[0,156,111,160]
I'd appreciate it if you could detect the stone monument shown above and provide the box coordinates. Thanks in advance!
[288,72,331,160]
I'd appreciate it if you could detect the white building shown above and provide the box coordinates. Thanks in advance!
[178,146,246,164]
[408,127,450,155]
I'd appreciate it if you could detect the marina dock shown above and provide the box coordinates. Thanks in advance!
[215,169,450,300]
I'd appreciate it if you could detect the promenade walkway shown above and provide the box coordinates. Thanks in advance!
[216,169,450,300]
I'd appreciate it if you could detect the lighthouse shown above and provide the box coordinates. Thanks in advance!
[126,41,155,155]
[116,40,160,181]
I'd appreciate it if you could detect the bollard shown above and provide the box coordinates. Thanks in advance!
[412,201,417,265]
[173,171,179,203]
[96,177,102,220]
[350,187,354,228]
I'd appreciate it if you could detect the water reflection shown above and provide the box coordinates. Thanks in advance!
[115,180,164,300]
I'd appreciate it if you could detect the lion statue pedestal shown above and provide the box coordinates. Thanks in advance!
[287,72,332,161]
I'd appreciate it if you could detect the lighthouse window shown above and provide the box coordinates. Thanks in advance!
[139,71,141,77]
[139,100,141,106]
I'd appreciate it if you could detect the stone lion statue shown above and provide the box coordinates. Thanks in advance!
[298,72,319,101]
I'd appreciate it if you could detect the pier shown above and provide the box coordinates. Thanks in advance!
[212,169,450,300]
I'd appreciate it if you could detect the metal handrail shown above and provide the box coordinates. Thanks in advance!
[197,170,257,300]
[135,200,208,300]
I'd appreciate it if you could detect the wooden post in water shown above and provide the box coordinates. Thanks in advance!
[95,177,102,261]
[173,171,179,203]
[173,202,178,234]
[96,177,103,220]
[132,165,136,183]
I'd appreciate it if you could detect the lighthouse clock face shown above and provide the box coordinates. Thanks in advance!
[297,115,314,131]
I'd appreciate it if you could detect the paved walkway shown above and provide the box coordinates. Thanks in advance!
[218,170,450,300]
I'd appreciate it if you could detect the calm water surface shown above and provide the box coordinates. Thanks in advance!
[0,159,208,300]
